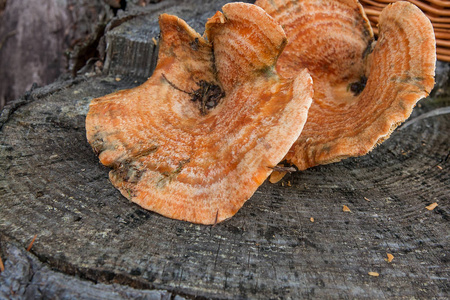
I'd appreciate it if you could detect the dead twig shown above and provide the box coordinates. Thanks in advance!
[270,165,297,173]
[400,106,450,130]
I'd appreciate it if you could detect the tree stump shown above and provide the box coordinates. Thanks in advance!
[1,1,449,298]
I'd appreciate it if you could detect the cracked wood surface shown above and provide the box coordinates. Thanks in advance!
[0,1,449,299]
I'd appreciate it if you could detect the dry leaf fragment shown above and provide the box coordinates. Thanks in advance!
[0,256,4,273]
[269,171,287,183]
[86,3,313,224]
[386,253,394,263]
[343,205,351,212]
[257,0,436,170]
[426,202,438,211]
[368,271,380,277]
[310,217,314,223]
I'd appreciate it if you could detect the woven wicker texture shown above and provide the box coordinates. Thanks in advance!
[360,0,449,61]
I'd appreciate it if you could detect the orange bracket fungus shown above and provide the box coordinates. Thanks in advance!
[86,3,313,224]
[256,0,436,170]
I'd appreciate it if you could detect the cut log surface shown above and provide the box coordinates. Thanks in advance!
[1,1,449,299]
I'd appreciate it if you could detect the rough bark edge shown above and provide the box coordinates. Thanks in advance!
[0,241,185,300]
[0,76,87,130]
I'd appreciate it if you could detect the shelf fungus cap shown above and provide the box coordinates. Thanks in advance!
[256,0,436,170]
[85,3,313,224]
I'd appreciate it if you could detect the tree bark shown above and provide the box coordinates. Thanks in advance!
[0,1,449,299]
[0,0,112,109]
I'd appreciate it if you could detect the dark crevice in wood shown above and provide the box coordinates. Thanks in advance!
[0,0,6,13]
[71,24,107,76]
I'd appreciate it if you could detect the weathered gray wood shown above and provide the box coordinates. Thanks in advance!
[1,1,449,299]
[0,243,182,299]
[1,74,449,300]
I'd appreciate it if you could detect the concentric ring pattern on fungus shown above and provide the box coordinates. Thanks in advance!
[86,3,313,224]
[256,0,436,170]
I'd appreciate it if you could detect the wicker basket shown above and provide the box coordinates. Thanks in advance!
[360,0,450,62]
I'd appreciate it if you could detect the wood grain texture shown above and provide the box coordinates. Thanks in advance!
[0,243,181,299]
[102,0,253,79]
[1,74,449,299]
[0,1,449,299]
